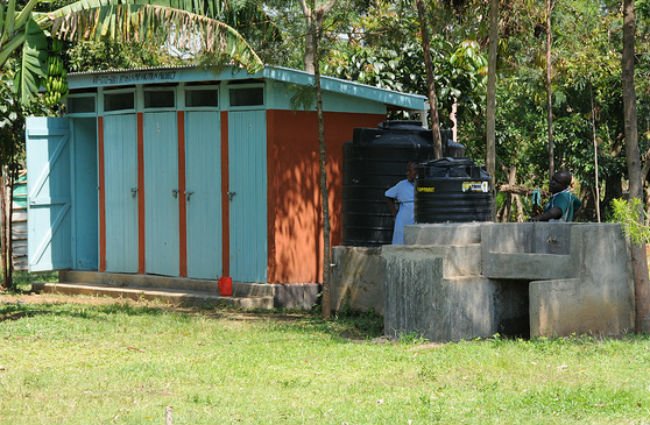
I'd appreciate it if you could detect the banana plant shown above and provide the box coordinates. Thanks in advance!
[0,0,264,104]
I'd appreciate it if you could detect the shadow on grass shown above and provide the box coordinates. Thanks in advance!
[0,301,167,323]
[0,299,385,341]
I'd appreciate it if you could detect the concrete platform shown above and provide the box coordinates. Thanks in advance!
[333,222,635,341]
[32,282,274,309]
[60,270,275,298]
[29,271,306,310]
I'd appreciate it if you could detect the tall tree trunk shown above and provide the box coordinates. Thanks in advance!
[604,172,623,214]
[546,0,555,179]
[622,0,650,333]
[415,0,443,158]
[314,24,332,320]
[486,0,498,220]
[0,170,8,290]
[6,168,15,288]
[300,0,337,319]
[506,166,517,222]
[590,84,601,222]
[302,5,315,73]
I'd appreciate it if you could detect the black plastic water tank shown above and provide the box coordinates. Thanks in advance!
[342,121,450,246]
[415,157,493,223]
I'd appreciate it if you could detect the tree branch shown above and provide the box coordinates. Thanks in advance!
[319,0,337,15]
[499,184,548,196]
[641,147,650,180]
[298,0,310,18]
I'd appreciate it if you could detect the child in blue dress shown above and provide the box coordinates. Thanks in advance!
[385,162,417,244]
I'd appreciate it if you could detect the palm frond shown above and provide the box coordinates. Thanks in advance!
[16,17,47,104]
[0,1,6,42]
[1,0,16,45]
[38,0,263,72]
[0,33,24,68]
[13,0,42,34]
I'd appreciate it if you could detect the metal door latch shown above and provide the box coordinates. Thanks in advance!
[131,187,138,198]
[172,189,179,198]
[227,191,236,201]
[186,191,194,201]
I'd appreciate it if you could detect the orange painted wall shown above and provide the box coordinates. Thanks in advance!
[266,110,385,283]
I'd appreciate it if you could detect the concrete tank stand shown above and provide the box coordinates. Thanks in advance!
[386,222,635,341]
[334,222,635,342]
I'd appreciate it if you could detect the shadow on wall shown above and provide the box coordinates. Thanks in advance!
[267,111,384,283]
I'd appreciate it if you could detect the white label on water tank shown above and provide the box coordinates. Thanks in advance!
[462,181,489,193]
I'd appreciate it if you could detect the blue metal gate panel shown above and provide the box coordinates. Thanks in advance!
[144,112,179,276]
[26,117,72,271]
[185,112,221,279]
[71,118,98,270]
[228,111,267,282]
[103,114,138,273]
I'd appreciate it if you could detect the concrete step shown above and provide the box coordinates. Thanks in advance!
[32,282,274,310]
[382,244,481,278]
[482,252,574,280]
[59,271,275,298]
[405,223,483,246]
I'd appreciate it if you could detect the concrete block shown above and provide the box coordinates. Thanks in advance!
[404,223,483,246]
[482,253,575,280]
[383,249,500,342]
[330,246,384,314]
[232,282,275,298]
[272,284,320,310]
[383,244,481,278]
[304,284,320,309]
[572,224,632,284]
[273,284,304,309]
[530,278,634,337]
[480,223,572,255]
[530,224,634,338]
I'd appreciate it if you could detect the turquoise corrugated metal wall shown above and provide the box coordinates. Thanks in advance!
[185,111,222,279]
[104,114,138,273]
[71,118,98,270]
[26,117,72,271]
[144,112,180,276]
[228,110,267,282]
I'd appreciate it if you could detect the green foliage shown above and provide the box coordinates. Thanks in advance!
[65,39,181,72]
[1,0,264,105]
[321,0,487,126]
[610,198,650,245]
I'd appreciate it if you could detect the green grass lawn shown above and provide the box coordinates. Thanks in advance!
[1,298,649,425]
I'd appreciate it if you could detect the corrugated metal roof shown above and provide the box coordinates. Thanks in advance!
[69,64,198,76]
[68,65,427,111]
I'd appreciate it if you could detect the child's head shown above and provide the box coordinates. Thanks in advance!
[549,170,572,194]
[406,161,417,182]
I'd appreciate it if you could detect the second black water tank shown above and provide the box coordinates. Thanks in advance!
[415,157,493,223]
[343,121,445,246]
